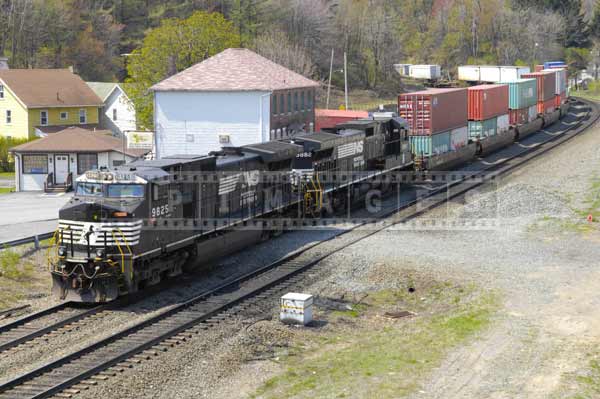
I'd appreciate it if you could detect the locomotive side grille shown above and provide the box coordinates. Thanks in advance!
[58,219,143,247]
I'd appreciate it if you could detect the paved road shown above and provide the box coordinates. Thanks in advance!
[0,191,71,242]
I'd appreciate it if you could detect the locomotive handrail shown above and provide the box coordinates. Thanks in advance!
[111,228,133,278]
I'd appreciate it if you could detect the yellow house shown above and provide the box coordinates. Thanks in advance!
[0,69,103,139]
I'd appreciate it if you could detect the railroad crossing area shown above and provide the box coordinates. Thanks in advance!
[0,192,70,243]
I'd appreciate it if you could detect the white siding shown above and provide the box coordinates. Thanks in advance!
[102,87,137,136]
[154,91,270,159]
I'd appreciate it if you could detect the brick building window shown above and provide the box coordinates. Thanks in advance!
[301,91,305,111]
[294,92,298,112]
[308,90,313,110]
[272,94,277,115]
[279,94,284,116]
[287,92,291,113]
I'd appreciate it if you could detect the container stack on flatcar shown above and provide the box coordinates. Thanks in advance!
[522,71,557,115]
[503,79,538,126]
[398,88,468,156]
[467,84,510,139]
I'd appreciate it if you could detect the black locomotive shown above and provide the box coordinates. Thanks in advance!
[51,116,412,302]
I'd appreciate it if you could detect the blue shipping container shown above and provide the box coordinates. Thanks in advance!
[502,79,537,109]
[543,61,567,69]
[468,118,497,139]
[409,132,451,156]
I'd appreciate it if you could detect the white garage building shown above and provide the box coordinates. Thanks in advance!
[151,48,319,158]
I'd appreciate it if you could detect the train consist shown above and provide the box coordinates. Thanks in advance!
[50,67,571,303]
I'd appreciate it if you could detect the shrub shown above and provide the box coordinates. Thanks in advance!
[0,136,30,172]
[0,247,30,279]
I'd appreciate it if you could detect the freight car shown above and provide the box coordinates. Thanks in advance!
[50,117,413,302]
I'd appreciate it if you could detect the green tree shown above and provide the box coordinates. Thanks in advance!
[126,10,240,129]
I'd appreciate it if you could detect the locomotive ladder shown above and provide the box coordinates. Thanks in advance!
[303,172,323,216]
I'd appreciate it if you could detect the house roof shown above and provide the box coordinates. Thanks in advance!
[35,124,100,135]
[86,82,120,101]
[0,69,104,108]
[151,48,320,92]
[10,127,147,157]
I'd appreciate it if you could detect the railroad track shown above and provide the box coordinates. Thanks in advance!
[0,98,597,399]
[0,303,107,353]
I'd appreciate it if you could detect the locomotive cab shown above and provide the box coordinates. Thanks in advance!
[51,168,153,302]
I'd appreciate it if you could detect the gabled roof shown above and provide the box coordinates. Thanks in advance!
[0,69,104,108]
[151,48,320,92]
[10,127,147,157]
[86,82,120,102]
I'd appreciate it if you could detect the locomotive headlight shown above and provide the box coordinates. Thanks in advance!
[58,246,67,257]
[95,249,105,259]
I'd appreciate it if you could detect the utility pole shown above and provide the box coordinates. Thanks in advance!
[344,52,349,110]
[326,48,334,109]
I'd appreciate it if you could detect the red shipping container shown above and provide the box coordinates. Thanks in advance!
[398,88,468,135]
[554,92,566,108]
[535,65,544,72]
[315,109,369,132]
[537,98,555,114]
[522,71,556,102]
[509,108,529,125]
[468,84,509,121]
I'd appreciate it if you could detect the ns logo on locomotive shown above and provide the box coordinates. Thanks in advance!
[50,117,413,303]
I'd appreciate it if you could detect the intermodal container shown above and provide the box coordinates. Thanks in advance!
[499,66,531,82]
[537,98,555,114]
[450,126,468,151]
[553,69,567,95]
[409,131,451,156]
[554,92,566,108]
[544,61,567,69]
[468,117,497,139]
[398,88,468,135]
[467,84,509,121]
[528,105,538,122]
[479,66,501,82]
[458,66,481,82]
[409,65,441,80]
[522,71,556,102]
[509,108,528,125]
[503,79,537,109]
[496,114,510,134]
[315,109,369,132]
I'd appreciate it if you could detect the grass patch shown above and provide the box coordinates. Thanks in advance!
[0,172,14,179]
[253,280,497,399]
[572,90,600,103]
[0,247,33,279]
[0,187,13,195]
[0,247,41,309]
[557,355,600,399]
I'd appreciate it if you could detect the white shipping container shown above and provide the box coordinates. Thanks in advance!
[280,293,313,326]
[499,66,531,82]
[450,126,469,151]
[554,68,567,95]
[458,66,481,81]
[409,64,441,80]
[479,66,502,82]
[394,64,412,76]
[496,114,510,134]
[528,105,538,122]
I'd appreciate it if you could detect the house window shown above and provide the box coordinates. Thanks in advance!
[60,112,68,120]
[22,154,48,174]
[77,153,98,174]
[272,94,277,115]
[112,108,117,121]
[301,91,305,111]
[5,110,11,124]
[308,90,313,110]
[287,92,291,113]
[40,110,48,126]
[294,92,299,112]
[280,94,284,116]
[0,85,4,99]
[79,109,87,124]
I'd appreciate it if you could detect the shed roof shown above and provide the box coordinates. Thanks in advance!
[0,69,104,108]
[10,127,146,157]
[151,48,319,92]
[86,82,119,101]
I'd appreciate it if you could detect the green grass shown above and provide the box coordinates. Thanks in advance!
[558,357,600,399]
[0,172,14,179]
[572,89,600,103]
[0,187,13,195]
[0,247,33,279]
[253,284,497,399]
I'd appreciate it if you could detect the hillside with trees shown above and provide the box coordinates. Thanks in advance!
[1,0,598,126]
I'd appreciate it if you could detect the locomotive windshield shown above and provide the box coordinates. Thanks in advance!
[107,184,145,198]
[76,182,103,197]
[75,182,145,198]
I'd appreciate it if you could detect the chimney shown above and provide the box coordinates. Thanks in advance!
[0,57,9,70]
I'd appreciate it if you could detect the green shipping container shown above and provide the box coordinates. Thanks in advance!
[502,78,537,109]
[468,118,497,139]
[409,131,451,156]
